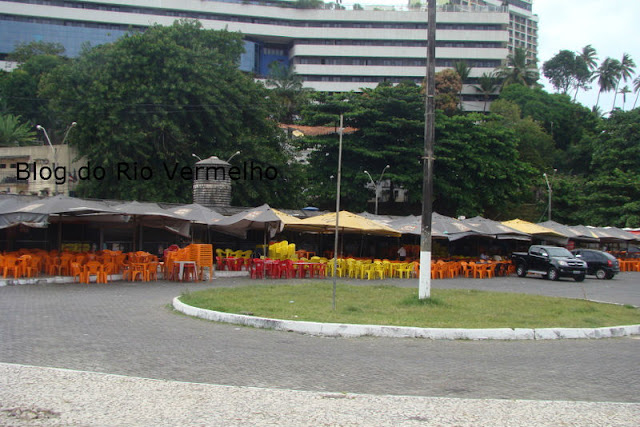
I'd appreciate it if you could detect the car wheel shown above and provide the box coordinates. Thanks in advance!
[574,274,586,282]
[516,264,527,277]
[605,272,615,280]
[547,267,559,281]
[595,268,607,280]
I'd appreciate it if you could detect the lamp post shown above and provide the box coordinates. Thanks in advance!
[226,150,241,163]
[62,122,77,145]
[363,165,390,215]
[36,125,57,195]
[543,170,556,221]
[332,114,344,311]
[192,153,203,161]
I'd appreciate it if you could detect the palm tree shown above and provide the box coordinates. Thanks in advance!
[611,53,635,111]
[265,62,309,123]
[472,72,499,112]
[453,61,472,110]
[496,48,538,88]
[593,57,621,109]
[0,114,37,146]
[632,75,640,110]
[618,85,631,110]
[574,44,598,101]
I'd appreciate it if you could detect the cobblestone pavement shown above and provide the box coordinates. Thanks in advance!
[1,274,639,404]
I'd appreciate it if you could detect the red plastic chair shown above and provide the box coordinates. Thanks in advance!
[279,259,296,279]
[250,259,265,279]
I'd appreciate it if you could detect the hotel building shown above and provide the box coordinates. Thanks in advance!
[0,0,538,110]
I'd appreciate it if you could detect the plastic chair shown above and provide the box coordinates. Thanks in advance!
[279,259,296,279]
[145,261,159,281]
[82,261,103,283]
[3,256,22,278]
[18,255,35,278]
[250,259,265,279]
[70,262,83,283]
[100,262,116,283]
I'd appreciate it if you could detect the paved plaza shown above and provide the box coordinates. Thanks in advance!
[1,274,639,425]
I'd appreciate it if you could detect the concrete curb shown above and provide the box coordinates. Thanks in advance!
[172,297,640,340]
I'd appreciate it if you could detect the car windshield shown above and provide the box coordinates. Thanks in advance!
[547,247,573,257]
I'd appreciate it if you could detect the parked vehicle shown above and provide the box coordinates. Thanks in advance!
[511,245,587,282]
[571,249,620,280]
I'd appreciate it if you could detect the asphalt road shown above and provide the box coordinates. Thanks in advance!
[1,273,639,403]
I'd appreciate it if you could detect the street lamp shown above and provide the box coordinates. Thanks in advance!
[62,122,77,145]
[226,150,241,163]
[363,165,390,215]
[36,125,58,195]
[543,169,556,221]
[191,153,203,161]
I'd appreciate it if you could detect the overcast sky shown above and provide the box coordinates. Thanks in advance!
[348,0,640,112]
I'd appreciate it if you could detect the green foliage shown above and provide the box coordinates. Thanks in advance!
[472,72,499,112]
[553,109,640,227]
[7,41,66,63]
[542,50,590,95]
[498,84,599,169]
[0,114,38,146]
[490,99,555,173]
[265,62,310,123]
[302,83,533,217]
[496,48,539,88]
[0,54,68,134]
[434,69,462,115]
[294,0,324,8]
[39,20,305,206]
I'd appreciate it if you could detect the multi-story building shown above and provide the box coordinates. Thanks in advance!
[0,144,84,196]
[451,0,538,61]
[0,0,540,110]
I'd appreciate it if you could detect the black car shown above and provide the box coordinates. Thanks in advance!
[571,249,620,280]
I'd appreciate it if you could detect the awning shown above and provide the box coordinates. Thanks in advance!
[501,218,568,244]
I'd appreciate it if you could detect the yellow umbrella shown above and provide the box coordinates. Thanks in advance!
[292,211,401,237]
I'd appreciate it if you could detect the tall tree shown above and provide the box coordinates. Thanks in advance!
[453,60,472,110]
[542,50,588,95]
[472,71,499,112]
[593,57,621,109]
[574,44,598,101]
[618,85,631,111]
[496,48,539,88]
[611,53,635,111]
[301,82,533,217]
[265,62,310,124]
[40,20,305,206]
[433,69,462,115]
[0,52,68,134]
[632,75,640,110]
[580,109,640,227]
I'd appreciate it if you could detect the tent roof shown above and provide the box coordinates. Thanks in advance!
[461,216,531,241]
[169,203,224,225]
[294,211,401,237]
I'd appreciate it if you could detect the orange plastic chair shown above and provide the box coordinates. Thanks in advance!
[59,255,74,276]
[70,262,83,283]
[100,262,116,283]
[145,261,159,281]
[18,255,34,278]
[82,261,103,284]
[3,256,22,278]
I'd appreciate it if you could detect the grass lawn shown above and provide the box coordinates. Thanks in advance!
[179,282,640,329]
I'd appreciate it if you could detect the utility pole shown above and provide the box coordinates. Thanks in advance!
[419,0,436,299]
